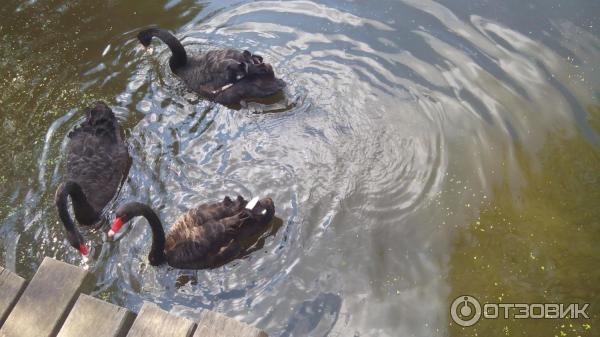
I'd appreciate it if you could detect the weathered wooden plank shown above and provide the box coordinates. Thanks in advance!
[57,294,134,337]
[193,309,268,337]
[126,302,196,337]
[0,266,26,328]
[0,257,94,337]
[171,307,264,337]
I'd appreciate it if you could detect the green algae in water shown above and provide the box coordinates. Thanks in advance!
[588,105,600,135]
[448,132,600,336]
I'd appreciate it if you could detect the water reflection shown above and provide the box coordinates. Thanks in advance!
[0,0,598,336]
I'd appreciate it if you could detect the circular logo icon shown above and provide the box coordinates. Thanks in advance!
[450,295,482,327]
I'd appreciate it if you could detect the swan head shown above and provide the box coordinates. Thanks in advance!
[108,202,145,238]
[66,230,89,256]
[109,202,167,266]
[137,28,157,47]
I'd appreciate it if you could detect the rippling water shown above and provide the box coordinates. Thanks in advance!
[0,0,599,336]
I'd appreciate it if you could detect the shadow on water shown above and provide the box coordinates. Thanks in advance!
[0,0,599,336]
[281,293,342,337]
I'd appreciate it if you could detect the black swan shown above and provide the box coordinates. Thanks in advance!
[55,102,130,255]
[108,195,275,269]
[137,27,286,105]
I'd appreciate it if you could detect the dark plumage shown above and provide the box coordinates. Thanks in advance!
[137,27,286,105]
[55,102,130,255]
[108,196,275,269]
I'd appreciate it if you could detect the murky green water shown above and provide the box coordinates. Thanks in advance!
[0,0,598,336]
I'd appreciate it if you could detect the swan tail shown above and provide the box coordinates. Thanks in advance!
[69,101,118,140]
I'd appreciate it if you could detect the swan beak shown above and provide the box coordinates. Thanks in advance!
[246,196,259,210]
[79,244,89,256]
[109,217,125,238]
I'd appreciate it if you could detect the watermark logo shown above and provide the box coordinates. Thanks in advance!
[450,295,590,327]
[451,296,482,327]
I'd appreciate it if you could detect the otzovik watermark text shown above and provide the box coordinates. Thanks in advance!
[450,295,590,327]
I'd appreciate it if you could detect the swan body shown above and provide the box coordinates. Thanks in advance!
[55,102,130,255]
[137,27,285,105]
[109,195,275,269]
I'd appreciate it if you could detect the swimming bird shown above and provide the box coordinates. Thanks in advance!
[108,196,275,269]
[137,27,285,105]
[55,102,130,255]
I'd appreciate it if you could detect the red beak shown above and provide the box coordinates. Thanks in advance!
[109,217,124,238]
[79,243,89,256]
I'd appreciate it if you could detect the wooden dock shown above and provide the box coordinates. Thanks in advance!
[0,257,267,337]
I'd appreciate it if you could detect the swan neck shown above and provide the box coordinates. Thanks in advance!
[154,29,188,70]
[136,205,167,264]
[54,181,90,247]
